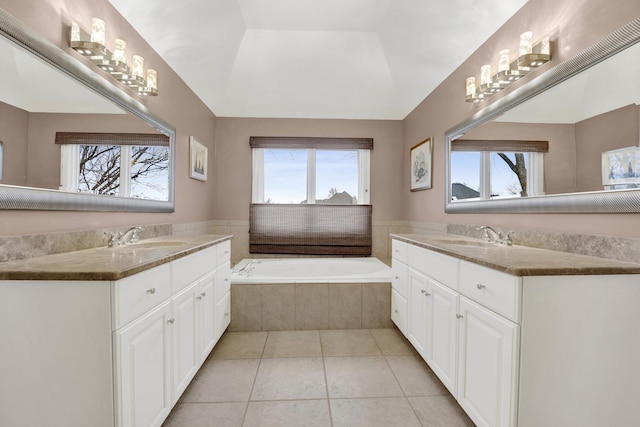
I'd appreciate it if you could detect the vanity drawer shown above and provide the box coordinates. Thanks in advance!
[408,245,459,290]
[459,261,521,323]
[113,264,171,329]
[216,240,231,266]
[391,260,409,297]
[215,261,231,302]
[171,245,217,293]
[392,239,408,263]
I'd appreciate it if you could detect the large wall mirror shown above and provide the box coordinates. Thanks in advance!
[445,17,640,213]
[0,8,175,212]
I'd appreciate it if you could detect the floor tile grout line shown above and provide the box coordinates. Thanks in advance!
[239,331,269,426]
[319,330,335,427]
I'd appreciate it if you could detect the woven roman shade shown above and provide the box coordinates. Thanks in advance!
[249,136,373,150]
[451,139,548,152]
[249,204,372,256]
[55,132,169,146]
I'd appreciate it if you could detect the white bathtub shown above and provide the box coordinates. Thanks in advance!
[231,257,392,284]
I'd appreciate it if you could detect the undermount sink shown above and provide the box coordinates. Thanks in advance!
[432,239,502,248]
[116,241,188,250]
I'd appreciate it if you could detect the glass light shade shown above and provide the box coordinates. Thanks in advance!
[146,69,158,90]
[466,77,476,96]
[70,22,81,42]
[113,39,127,63]
[132,55,144,78]
[498,49,510,72]
[540,37,551,55]
[520,31,533,56]
[480,65,492,85]
[90,18,106,46]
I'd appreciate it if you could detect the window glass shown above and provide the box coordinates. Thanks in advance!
[130,146,170,200]
[316,150,358,204]
[79,145,121,195]
[451,152,480,200]
[490,152,527,198]
[264,148,307,203]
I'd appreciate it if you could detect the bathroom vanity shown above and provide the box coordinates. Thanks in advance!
[0,235,231,427]
[391,234,640,427]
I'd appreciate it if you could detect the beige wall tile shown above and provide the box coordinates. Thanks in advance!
[328,283,362,329]
[362,283,393,329]
[229,285,262,332]
[295,283,329,330]
[261,284,295,331]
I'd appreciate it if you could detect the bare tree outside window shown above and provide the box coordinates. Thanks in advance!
[79,145,120,195]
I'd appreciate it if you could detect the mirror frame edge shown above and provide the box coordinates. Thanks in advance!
[445,17,640,214]
[0,7,175,212]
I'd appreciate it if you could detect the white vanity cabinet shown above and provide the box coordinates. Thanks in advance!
[390,239,409,335]
[0,238,232,427]
[391,237,640,427]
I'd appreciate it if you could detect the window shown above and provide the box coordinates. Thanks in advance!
[450,139,547,201]
[57,132,170,201]
[251,138,371,205]
[249,136,373,256]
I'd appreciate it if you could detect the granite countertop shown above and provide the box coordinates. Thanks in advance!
[391,233,640,276]
[0,234,232,281]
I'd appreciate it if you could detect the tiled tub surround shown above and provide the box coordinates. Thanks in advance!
[230,257,393,332]
[391,234,640,427]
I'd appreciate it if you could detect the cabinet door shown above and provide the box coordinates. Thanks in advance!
[457,297,519,427]
[114,301,172,427]
[172,283,199,402]
[408,269,428,357]
[198,271,217,360]
[391,288,408,336]
[425,278,458,397]
[214,291,231,342]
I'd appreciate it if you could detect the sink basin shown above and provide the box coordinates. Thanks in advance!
[116,241,188,250]
[432,239,500,248]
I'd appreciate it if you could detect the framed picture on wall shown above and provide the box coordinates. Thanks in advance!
[410,137,432,191]
[190,136,207,181]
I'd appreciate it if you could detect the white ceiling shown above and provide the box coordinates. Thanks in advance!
[108,0,528,120]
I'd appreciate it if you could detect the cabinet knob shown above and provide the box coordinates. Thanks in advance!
[167,318,175,324]
[476,283,486,290]
[146,287,156,294]
[224,312,229,316]
[456,314,464,319]
[425,292,431,297]
[200,292,206,297]
[394,309,399,314]
[421,289,426,294]
[395,276,400,280]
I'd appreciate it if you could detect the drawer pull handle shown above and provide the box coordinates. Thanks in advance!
[200,292,206,297]
[224,278,229,282]
[394,309,399,314]
[421,289,426,294]
[476,284,486,290]
[395,276,400,280]
[456,314,464,319]
[167,318,175,324]
[425,292,431,297]
[224,312,229,316]
[146,287,156,294]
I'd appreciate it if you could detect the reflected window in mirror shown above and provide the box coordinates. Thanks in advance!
[56,132,169,201]
[450,140,547,201]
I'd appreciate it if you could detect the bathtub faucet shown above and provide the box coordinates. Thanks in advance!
[235,259,260,275]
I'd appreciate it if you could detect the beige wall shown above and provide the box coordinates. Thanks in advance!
[213,117,404,222]
[403,0,640,239]
[0,0,217,236]
[1,0,640,244]
[0,101,29,186]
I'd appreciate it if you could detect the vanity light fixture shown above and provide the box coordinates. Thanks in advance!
[69,19,158,96]
[466,31,551,103]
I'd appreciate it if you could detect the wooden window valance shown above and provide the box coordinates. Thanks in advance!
[451,139,548,153]
[249,136,373,150]
[249,204,372,256]
[55,132,169,146]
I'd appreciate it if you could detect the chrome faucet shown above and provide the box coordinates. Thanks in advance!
[104,226,144,247]
[478,226,514,246]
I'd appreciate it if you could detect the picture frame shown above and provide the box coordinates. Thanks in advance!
[410,137,433,191]
[189,136,208,181]
[601,146,639,188]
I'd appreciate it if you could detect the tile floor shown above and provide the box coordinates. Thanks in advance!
[162,329,475,427]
